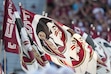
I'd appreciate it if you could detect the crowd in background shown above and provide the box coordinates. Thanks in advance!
[46,0,111,40]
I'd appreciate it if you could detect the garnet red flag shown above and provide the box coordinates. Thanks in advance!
[2,0,20,54]
[3,0,38,73]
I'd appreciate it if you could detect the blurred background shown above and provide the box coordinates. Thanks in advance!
[0,0,111,74]
[46,0,111,40]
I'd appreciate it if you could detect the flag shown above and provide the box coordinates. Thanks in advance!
[72,25,96,51]
[94,37,111,73]
[2,0,20,54]
[73,25,110,73]
[19,5,66,60]
[19,4,50,68]
[20,7,73,59]
[3,0,38,73]
[19,6,98,74]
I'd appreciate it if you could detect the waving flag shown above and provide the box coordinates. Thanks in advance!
[3,0,38,73]
[2,0,20,54]
[19,4,50,68]
[19,6,76,64]
[72,25,96,51]
[73,24,110,73]
[19,6,98,74]
[94,37,111,74]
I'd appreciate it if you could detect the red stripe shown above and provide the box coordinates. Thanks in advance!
[45,54,51,61]
[22,61,28,70]
[70,45,76,50]
[88,45,93,56]
[23,41,29,45]
[23,51,34,62]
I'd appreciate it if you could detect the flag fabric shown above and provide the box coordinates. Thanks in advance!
[94,37,111,74]
[72,24,106,60]
[2,0,20,54]
[73,26,96,51]
[46,33,97,74]
[19,6,98,74]
[73,24,111,73]
[3,0,38,73]
[19,6,75,64]
[19,5,50,68]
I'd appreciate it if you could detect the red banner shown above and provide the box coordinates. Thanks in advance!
[2,0,20,54]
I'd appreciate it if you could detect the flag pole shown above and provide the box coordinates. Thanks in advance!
[0,39,2,61]
[2,38,6,74]
[0,39,6,74]
[2,1,6,74]
[4,49,6,74]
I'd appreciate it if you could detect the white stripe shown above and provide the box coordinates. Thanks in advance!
[62,26,70,30]
[16,26,21,47]
[21,27,32,51]
[82,33,88,40]
[14,11,20,18]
